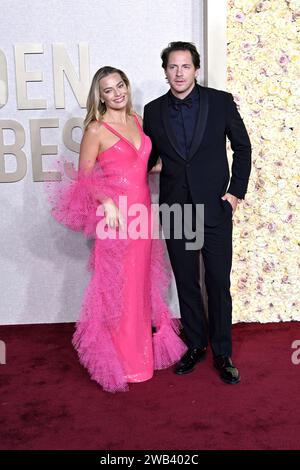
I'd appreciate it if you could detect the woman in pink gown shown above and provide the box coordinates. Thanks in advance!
[48,66,187,392]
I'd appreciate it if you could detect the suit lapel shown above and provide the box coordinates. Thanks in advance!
[160,93,186,160]
[187,85,209,161]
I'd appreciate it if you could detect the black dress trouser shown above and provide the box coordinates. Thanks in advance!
[163,191,233,357]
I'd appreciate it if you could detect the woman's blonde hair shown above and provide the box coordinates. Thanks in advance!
[84,66,133,129]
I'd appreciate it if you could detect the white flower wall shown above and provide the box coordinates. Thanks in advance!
[227,0,300,322]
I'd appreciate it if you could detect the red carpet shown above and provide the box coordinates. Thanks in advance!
[0,321,299,450]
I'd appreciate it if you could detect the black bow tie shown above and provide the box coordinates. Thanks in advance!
[172,96,193,111]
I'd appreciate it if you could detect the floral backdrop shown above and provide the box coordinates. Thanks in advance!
[227,0,300,322]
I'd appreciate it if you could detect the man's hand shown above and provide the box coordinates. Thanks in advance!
[221,193,240,214]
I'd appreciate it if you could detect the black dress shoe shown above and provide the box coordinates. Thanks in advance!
[213,355,240,384]
[174,347,207,375]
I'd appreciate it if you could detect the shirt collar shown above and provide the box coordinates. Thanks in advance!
[168,84,199,105]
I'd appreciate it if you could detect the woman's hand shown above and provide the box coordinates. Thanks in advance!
[102,198,124,230]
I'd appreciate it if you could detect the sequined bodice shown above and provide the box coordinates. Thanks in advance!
[96,115,152,202]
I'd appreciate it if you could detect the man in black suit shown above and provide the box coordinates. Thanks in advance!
[143,42,251,384]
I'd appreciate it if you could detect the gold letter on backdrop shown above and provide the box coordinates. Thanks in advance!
[0,50,8,108]
[0,120,26,182]
[63,117,83,153]
[63,117,83,179]
[30,118,60,182]
[14,43,47,110]
[53,43,90,109]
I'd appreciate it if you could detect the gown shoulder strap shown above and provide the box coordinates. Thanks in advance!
[132,113,143,132]
[101,120,123,140]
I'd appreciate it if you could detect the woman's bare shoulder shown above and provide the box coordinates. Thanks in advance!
[85,120,103,135]
[83,121,108,145]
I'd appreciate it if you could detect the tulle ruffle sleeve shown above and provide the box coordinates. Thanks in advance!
[45,161,112,238]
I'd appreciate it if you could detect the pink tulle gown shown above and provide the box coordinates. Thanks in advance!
[48,114,187,392]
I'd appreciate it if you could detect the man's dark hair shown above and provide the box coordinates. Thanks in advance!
[161,41,200,70]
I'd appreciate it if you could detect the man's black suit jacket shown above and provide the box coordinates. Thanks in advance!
[143,85,252,226]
